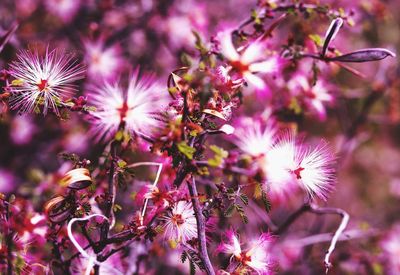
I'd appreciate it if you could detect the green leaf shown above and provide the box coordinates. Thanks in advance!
[189,259,196,275]
[261,191,272,213]
[114,130,124,141]
[239,194,249,206]
[113,204,122,213]
[209,145,228,158]
[192,30,208,55]
[234,203,248,224]
[177,141,196,160]
[207,156,222,167]
[11,79,24,86]
[224,204,235,217]
[117,160,127,168]
[309,34,323,47]
[181,251,188,263]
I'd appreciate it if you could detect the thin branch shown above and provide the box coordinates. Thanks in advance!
[187,176,215,275]
[282,228,379,248]
[273,202,349,273]
[309,204,350,274]
[127,162,163,225]
[100,141,118,242]
[273,203,311,235]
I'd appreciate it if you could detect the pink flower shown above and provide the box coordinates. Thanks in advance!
[88,69,169,141]
[218,30,280,94]
[288,75,334,121]
[233,124,336,201]
[10,115,36,145]
[44,0,81,23]
[8,48,85,115]
[381,223,400,274]
[292,141,336,200]
[233,117,277,157]
[265,133,336,201]
[161,201,197,244]
[263,132,301,201]
[84,39,124,81]
[217,230,275,274]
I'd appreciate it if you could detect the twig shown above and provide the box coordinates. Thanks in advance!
[273,202,349,273]
[5,202,13,275]
[100,141,118,243]
[282,228,379,248]
[127,162,163,225]
[187,176,215,275]
[309,204,350,274]
[273,203,311,235]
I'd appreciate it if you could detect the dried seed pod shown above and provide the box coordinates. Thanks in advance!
[61,168,92,190]
[44,196,74,223]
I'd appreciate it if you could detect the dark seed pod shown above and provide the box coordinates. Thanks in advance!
[44,196,74,223]
[328,48,396,63]
[62,168,92,190]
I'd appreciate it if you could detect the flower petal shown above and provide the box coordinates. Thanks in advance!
[243,72,266,90]
[241,42,264,64]
[219,31,240,61]
[248,57,279,74]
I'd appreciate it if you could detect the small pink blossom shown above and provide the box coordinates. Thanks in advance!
[45,0,81,23]
[288,75,334,121]
[218,30,280,95]
[84,39,124,81]
[218,230,275,274]
[381,223,400,274]
[162,201,197,244]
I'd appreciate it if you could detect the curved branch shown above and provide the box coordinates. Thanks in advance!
[309,204,350,273]
[273,202,349,273]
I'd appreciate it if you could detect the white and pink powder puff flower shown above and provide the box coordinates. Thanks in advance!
[233,117,277,157]
[381,223,400,274]
[288,75,334,121]
[265,132,336,201]
[88,70,169,141]
[217,230,275,274]
[233,121,336,201]
[8,48,85,116]
[84,39,124,81]
[218,30,280,95]
[162,201,197,244]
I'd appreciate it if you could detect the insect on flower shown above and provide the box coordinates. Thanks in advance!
[8,48,85,115]
[161,201,197,245]
[217,230,275,274]
[88,69,169,141]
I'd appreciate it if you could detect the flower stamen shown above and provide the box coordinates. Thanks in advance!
[37,79,48,92]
